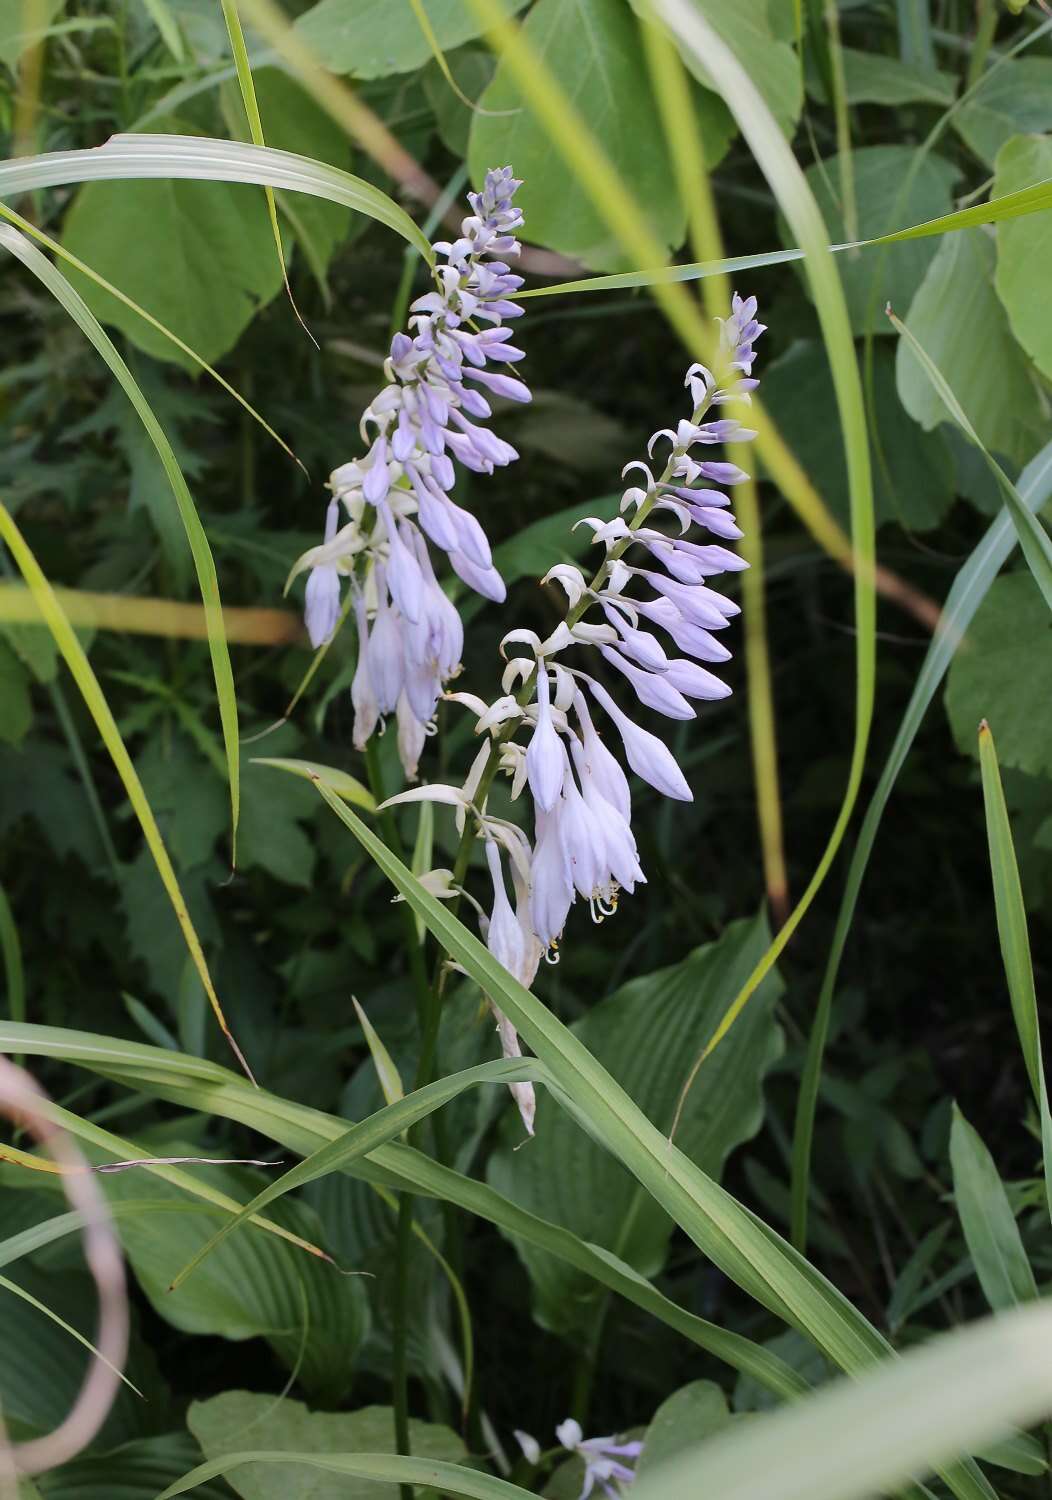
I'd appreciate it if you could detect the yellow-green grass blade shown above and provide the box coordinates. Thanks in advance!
[219,0,316,346]
[287,777,991,1500]
[0,1020,812,1405]
[0,502,252,1082]
[637,14,788,926]
[0,223,242,872]
[463,0,873,619]
[890,308,1052,614]
[514,178,1052,300]
[629,1304,1052,1500]
[352,997,405,1107]
[0,135,433,262]
[0,198,305,475]
[0,1272,141,1396]
[0,1088,326,1261]
[645,0,874,1079]
[0,582,300,645]
[465,0,876,1082]
[168,1057,545,1290]
[978,722,1052,1227]
[790,436,1052,1250]
[158,1453,531,1500]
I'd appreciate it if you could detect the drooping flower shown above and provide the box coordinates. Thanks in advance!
[290,167,532,778]
[555,1418,643,1500]
[450,292,763,958]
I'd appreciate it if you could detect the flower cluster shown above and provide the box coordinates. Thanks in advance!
[515,1419,642,1500]
[292,167,530,778]
[384,294,764,1131]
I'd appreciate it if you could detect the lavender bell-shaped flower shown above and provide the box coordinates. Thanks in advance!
[303,500,343,648]
[477,291,763,956]
[292,166,532,779]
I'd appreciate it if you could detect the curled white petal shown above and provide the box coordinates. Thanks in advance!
[500,627,542,659]
[538,621,574,657]
[541,563,588,607]
[377,784,468,811]
[443,691,490,717]
[476,694,524,734]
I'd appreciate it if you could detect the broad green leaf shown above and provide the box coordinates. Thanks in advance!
[890,304,1052,613]
[629,0,802,136]
[160,1453,522,1500]
[628,1305,1052,1500]
[636,1382,734,1478]
[793,439,1052,1250]
[978,721,1052,1227]
[994,133,1052,383]
[0,0,65,70]
[954,59,1052,167]
[238,749,319,888]
[761,341,954,531]
[950,1106,1038,1310]
[135,734,229,872]
[468,0,719,267]
[97,1146,369,1403]
[0,637,32,744]
[489,917,783,1335]
[945,573,1052,776]
[490,495,613,580]
[188,1392,465,1500]
[61,118,284,371]
[798,147,959,335]
[295,0,530,79]
[811,47,956,107]
[0,135,432,261]
[38,1433,232,1500]
[896,228,1046,468]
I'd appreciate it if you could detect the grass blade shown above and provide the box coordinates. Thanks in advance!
[219,0,317,348]
[0,134,434,260]
[0,1019,817,1405]
[287,775,990,1500]
[629,1304,1052,1500]
[0,880,24,1027]
[0,1272,140,1397]
[950,1104,1038,1310]
[168,1057,545,1290]
[0,223,243,870]
[515,178,1052,300]
[978,720,1052,1226]
[790,437,1052,1250]
[0,503,252,1081]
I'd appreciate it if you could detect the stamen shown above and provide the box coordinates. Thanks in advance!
[544,940,561,966]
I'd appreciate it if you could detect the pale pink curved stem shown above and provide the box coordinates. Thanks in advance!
[0,1056,128,1480]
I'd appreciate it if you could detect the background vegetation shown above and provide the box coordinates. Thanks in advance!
[3,1,1052,1496]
